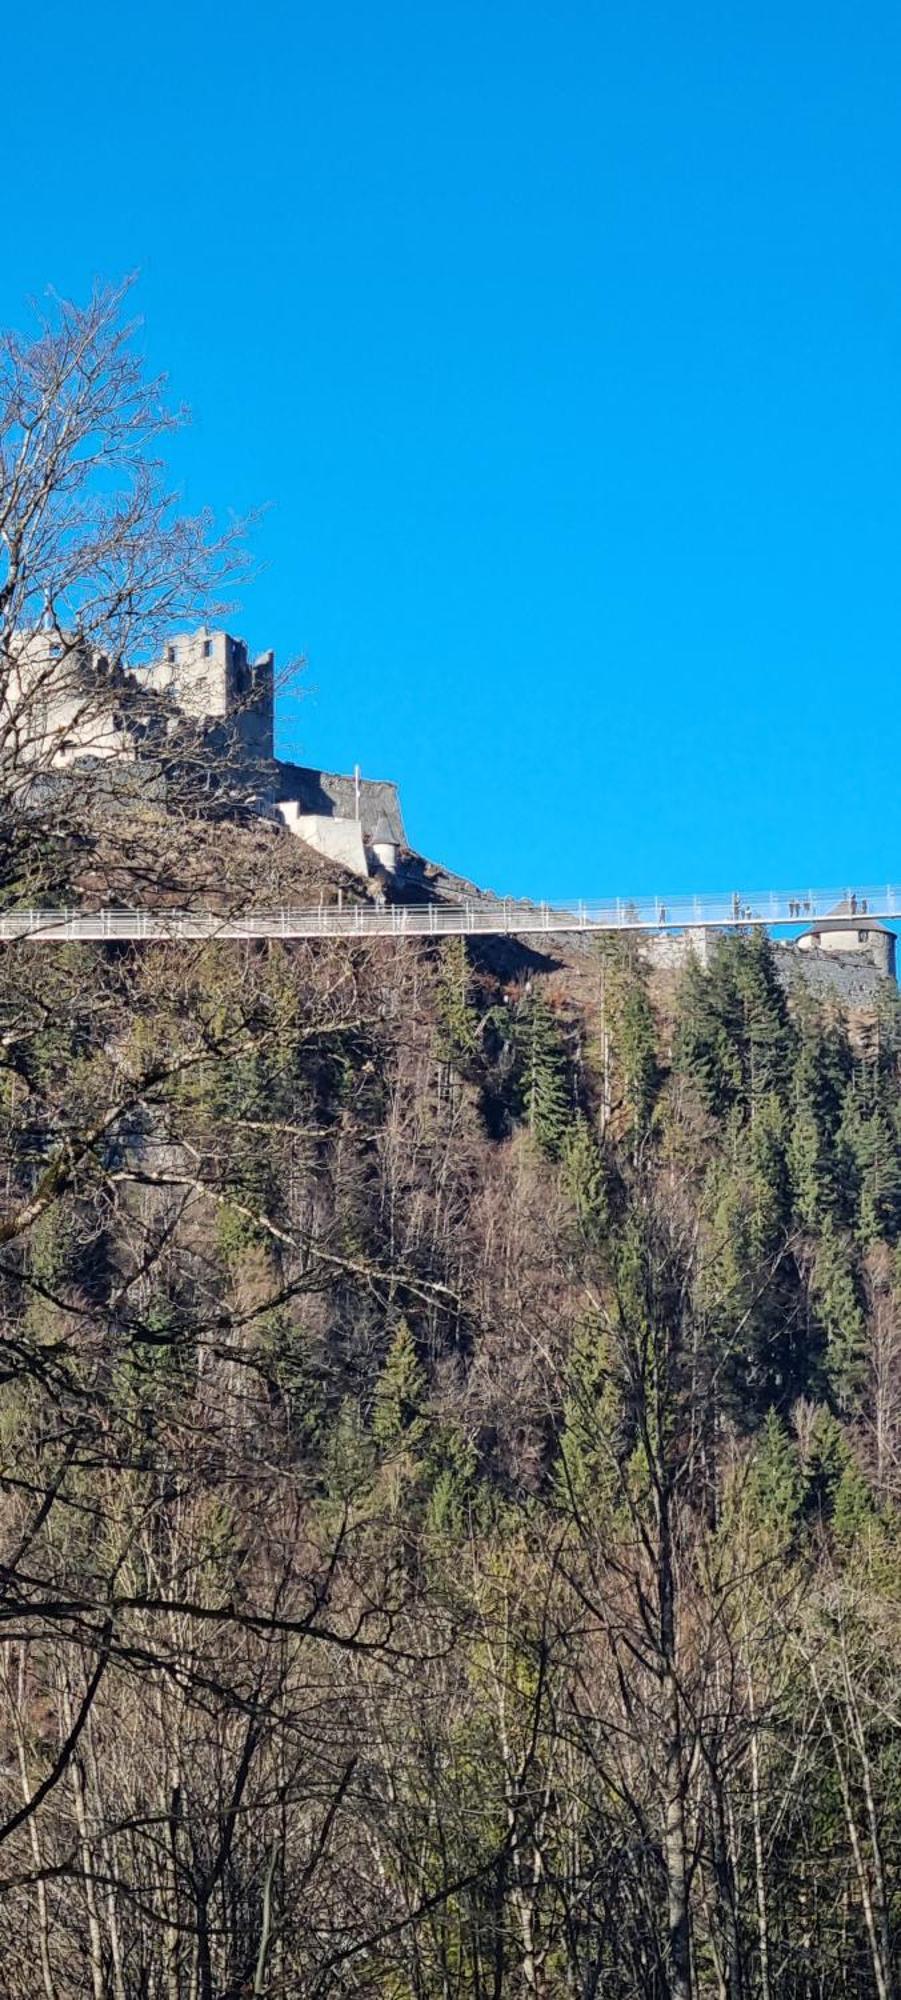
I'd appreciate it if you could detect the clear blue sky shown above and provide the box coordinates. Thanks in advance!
[5,0,901,897]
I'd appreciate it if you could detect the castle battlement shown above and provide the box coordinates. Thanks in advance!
[142,628,274,761]
[4,626,274,769]
[3,626,407,883]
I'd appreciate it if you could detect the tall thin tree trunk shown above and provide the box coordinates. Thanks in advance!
[83,1712,127,2000]
[839,1652,896,2000]
[60,1682,105,2000]
[746,1664,771,2000]
[816,1688,891,2000]
[253,1842,279,1996]
[13,1645,57,2000]
[659,1491,692,2000]
[710,1764,743,2000]
[195,1892,213,2000]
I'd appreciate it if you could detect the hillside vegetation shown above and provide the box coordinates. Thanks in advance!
[1,923,900,1997]
[5,796,367,914]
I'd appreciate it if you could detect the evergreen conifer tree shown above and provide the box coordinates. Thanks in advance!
[788,1004,851,1230]
[734,929,795,1113]
[516,991,572,1159]
[372,1319,428,1456]
[674,931,794,1120]
[836,989,901,1244]
[811,1218,868,1412]
[746,1091,791,1256]
[555,1314,624,1517]
[701,1097,805,1418]
[324,1398,375,1504]
[672,953,741,1114]
[831,1452,877,1541]
[803,1405,877,1539]
[616,973,659,1135]
[560,1114,609,1243]
[434,935,480,1069]
[840,1087,901,1247]
[593,936,659,1137]
[745,1407,806,1550]
[424,1423,478,1539]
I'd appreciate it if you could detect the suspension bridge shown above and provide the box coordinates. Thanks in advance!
[0,886,897,943]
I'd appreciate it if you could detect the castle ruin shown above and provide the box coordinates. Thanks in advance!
[3,626,405,880]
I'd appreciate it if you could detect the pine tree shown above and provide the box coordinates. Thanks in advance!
[560,1114,609,1243]
[840,1087,901,1248]
[593,935,659,1138]
[734,928,795,1113]
[324,1398,375,1504]
[434,935,480,1070]
[811,1218,867,1413]
[836,989,901,1245]
[616,974,659,1136]
[516,991,572,1159]
[372,1319,428,1456]
[832,1453,877,1541]
[701,1097,805,1419]
[804,1406,876,1537]
[788,1004,851,1230]
[745,1407,806,1550]
[425,1423,478,1539]
[674,931,794,1120]
[555,1313,624,1517]
[746,1090,791,1257]
[672,953,742,1114]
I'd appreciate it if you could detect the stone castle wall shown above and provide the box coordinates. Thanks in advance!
[7,627,275,770]
[274,761,406,845]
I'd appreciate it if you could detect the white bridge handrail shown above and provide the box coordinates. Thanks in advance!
[0,887,898,942]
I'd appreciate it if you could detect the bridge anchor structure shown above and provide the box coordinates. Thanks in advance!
[0,888,897,943]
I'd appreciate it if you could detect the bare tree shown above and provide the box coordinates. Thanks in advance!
[0,281,250,895]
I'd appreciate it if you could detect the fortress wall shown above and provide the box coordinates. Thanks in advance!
[276,804,369,876]
[643,929,895,1000]
[641,929,717,971]
[275,762,406,845]
[143,630,274,760]
[773,942,894,1002]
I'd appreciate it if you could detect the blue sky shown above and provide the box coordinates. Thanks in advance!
[4,0,901,898]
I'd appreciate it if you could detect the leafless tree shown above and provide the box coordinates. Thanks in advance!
[0,281,259,898]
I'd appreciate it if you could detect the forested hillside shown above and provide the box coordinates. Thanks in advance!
[1,921,900,1997]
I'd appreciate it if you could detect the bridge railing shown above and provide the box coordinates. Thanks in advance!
[0,886,899,942]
